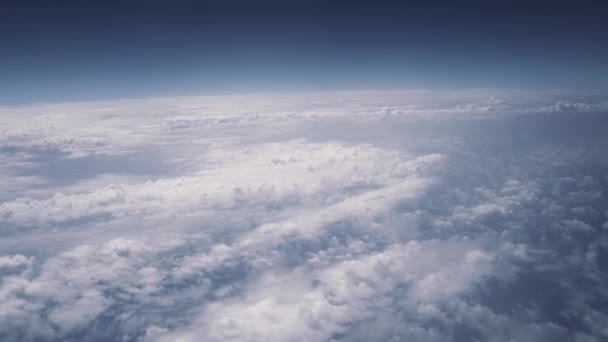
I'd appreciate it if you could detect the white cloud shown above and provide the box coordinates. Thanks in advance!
[1,90,607,341]
[0,142,439,228]
[154,240,494,342]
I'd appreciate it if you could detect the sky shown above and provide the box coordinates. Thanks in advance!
[1,0,608,103]
[1,2,608,342]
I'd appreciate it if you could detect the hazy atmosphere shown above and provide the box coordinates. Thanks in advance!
[1,1,607,341]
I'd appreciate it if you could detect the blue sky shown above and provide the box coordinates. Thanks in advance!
[1,0,607,103]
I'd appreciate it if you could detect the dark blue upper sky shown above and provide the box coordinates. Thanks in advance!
[1,0,607,104]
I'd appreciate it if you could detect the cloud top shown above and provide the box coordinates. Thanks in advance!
[1,90,607,341]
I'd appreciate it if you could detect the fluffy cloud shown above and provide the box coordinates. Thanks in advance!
[0,142,440,228]
[0,90,607,341]
[156,240,494,342]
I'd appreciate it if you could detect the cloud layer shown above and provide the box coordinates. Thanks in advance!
[1,90,607,341]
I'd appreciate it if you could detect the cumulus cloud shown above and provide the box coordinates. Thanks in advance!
[0,90,607,341]
[0,142,440,228]
[156,240,494,342]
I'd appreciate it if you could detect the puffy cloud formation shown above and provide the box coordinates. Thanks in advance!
[0,90,607,341]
